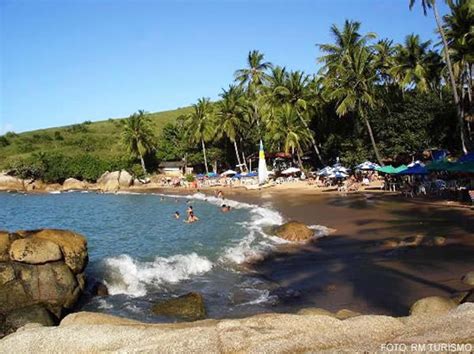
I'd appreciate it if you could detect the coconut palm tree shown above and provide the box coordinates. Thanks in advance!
[323,45,384,165]
[217,85,247,172]
[185,98,215,174]
[410,0,468,152]
[122,110,155,175]
[391,34,434,92]
[234,50,273,95]
[373,39,397,86]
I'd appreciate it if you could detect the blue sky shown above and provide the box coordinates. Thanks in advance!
[1,0,450,133]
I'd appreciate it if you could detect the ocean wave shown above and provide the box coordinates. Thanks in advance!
[103,253,213,297]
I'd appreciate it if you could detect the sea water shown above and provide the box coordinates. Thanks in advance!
[0,191,321,321]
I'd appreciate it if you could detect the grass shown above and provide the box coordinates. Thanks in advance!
[0,107,192,169]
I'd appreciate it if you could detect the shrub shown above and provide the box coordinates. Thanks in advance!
[185,174,195,182]
[0,136,9,147]
[54,131,64,141]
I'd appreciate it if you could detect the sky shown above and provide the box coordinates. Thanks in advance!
[0,0,451,133]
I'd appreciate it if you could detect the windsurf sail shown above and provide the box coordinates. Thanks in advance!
[258,139,268,185]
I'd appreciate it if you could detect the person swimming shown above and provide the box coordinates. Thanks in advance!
[174,211,180,219]
[221,204,231,212]
[187,205,193,216]
[185,211,199,223]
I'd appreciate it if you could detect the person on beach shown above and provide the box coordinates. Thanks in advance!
[185,211,199,223]
[174,211,180,219]
[217,190,224,199]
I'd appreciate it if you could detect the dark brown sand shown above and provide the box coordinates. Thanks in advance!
[219,189,474,316]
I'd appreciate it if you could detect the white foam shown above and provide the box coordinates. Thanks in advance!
[103,253,213,297]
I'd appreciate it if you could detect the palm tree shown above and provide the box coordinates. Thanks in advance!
[185,98,215,174]
[269,70,325,164]
[373,39,397,86]
[234,50,273,95]
[122,110,155,175]
[217,85,247,172]
[391,34,434,92]
[410,0,468,152]
[324,45,384,165]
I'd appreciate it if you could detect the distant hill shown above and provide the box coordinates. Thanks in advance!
[0,107,192,169]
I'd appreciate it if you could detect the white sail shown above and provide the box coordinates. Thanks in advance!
[258,140,268,185]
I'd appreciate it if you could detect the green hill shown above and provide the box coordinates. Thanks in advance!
[0,107,192,169]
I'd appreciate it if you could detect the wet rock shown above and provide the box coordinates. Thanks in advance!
[92,282,109,297]
[401,234,424,247]
[63,178,87,191]
[0,231,11,261]
[461,271,474,287]
[382,238,400,248]
[335,309,361,320]
[409,296,457,316]
[152,292,206,321]
[274,221,314,242]
[9,238,63,264]
[433,236,446,246]
[297,308,335,317]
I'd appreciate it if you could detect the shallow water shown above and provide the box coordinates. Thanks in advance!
[1,191,325,321]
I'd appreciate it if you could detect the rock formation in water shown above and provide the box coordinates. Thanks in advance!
[0,174,24,192]
[62,178,87,191]
[0,229,88,337]
[274,221,314,242]
[152,292,207,321]
[97,170,133,192]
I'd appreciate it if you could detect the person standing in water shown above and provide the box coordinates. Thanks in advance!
[187,205,193,216]
[174,211,180,219]
[186,211,199,223]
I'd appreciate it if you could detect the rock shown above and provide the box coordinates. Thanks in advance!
[461,271,474,287]
[44,183,62,192]
[118,170,133,188]
[91,282,109,297]
[297,308,336,317]
[382,238,400,248]
[409,296,457,316]
[335,309,361,320]
[0,232,11,262]
[32,229,88,273]
[97,171,121,192]
[9,238,63,264]
[61,312,142,326]
[0,174,24,191]
[62,178,86,191]
[0,229,88,331]
[152,292,206,321]
[433,236,446,246]
[401,234,424,247]
[274,221,314,242]
[1,305,55,338]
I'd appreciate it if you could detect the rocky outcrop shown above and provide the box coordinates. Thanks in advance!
[0,174,24,191]
[1,304,473,353]
[274,221,314,242]
[97,170,133,192]
[152,292,206,321]
[0,229,88,337]
[62,178,87,191]
[409,296,457,316]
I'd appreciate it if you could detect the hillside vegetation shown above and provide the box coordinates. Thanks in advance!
[0,107,192,171]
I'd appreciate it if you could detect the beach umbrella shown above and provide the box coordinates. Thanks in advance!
[355,161,380,170]
[246,172,258,177]
[329,171,348,179]
[447,161,474,173]
[281,167,301,175]
[397,162,428,175]
[221,170,237,176]
[426,160,454,172]
[317,166,334,176]
[207,172,218,178]
[458,152,474,163]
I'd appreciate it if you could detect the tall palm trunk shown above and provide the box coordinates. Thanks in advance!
[296,148,304,172]
[363,116,384,166]
[139,154,147,176]
[432,2,468,153]
[233,140,244,172]
[201,139,209,174]
[296,111,324,164]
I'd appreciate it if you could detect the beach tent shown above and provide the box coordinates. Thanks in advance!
[282,167,301,175]
[328,171,348,178]
[317,166,334,176]
[376,165,408,174]
[448,161,474,173]
[221,170,237,176]
[355,161,380,170]
[458,152,474,163]
[206,172,218,178]
[426,160,454,171]
[397,162,428,175]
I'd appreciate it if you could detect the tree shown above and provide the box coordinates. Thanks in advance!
[121,110,155,175]
[234,50,273,95]
[217,85,247,172]
[185,98,215,173]
[409,0,468,152]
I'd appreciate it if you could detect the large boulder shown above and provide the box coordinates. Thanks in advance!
[0,229,88,336]
[9,238,62,264]
[118,170,133,188]
[409,296,457,317]
[152,292,206,321]
[62,178,87,191]
[0,174,24,191]
[274,221,314,242]
[97,171,133,192]
[461,271,474,287]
